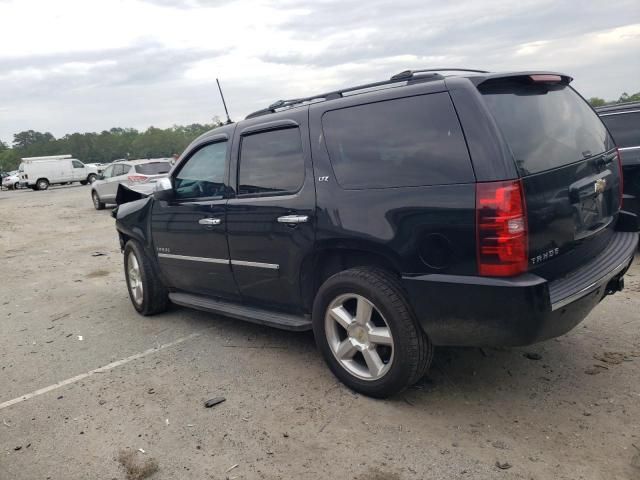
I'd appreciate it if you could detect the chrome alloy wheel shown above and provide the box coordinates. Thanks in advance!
[324,293,394,381]
[127,251,143,305]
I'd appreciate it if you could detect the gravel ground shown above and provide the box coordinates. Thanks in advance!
[1,184,639,480]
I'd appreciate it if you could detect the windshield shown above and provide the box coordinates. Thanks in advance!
[135,162,171,175]
[480,81,613,176]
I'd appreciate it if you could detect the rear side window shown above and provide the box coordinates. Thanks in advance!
[480,81,614,175]
[321,93,474,189]
[135,162,171,175]
[238,128,304,196]
[600,111,640,148]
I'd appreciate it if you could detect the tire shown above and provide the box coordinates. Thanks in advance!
[92,190,105,210]
[123,240,169,316]
[87,174,97,184]
[312,266,433,398]
[36,178,49,191]
[80,181,87,185]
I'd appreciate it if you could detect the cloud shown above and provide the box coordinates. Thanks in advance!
[0,0,639,143]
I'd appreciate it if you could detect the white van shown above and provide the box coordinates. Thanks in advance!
[19,155,99,190]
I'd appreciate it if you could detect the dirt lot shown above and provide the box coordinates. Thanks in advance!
[1,184,639,480]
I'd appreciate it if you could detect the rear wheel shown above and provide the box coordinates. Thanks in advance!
[92,191,105,210]
[312,267,433,398]
[36,178,49,191]
[124,240,169,316]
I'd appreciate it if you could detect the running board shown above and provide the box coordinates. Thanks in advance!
[168,292,312,332]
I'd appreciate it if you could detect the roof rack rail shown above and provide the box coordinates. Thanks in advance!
[390,68,489,81]
[245,68,488,119]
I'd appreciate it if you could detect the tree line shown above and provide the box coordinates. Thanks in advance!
[0,122,222,172]
[588,90,640,107]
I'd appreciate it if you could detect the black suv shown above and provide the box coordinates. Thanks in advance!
[114,69,638,398]
[596,101,640,217]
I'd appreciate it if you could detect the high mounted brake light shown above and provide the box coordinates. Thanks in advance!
[476,180,528,277]
[529,74,562,83]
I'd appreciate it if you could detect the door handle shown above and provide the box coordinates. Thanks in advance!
[277,215,309,224]
[198,218,222,226]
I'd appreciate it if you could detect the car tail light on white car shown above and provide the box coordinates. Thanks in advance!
[128,175,151,183]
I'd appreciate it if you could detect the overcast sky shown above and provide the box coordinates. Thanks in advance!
[1,0,639,143]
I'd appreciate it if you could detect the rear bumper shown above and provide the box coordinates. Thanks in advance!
[403,231,638,347]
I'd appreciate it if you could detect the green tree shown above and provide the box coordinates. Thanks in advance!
[618,91,640,103]
[588,97,607,107]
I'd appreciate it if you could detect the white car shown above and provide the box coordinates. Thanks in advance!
[90,159,172,210]
[2,171,20,190]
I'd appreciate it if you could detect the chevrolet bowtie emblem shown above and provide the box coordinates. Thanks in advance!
[594,178,606,195]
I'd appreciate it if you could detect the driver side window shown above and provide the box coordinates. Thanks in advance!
[174,141,228,199]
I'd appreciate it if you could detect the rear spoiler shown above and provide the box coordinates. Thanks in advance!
[470,71,573,87]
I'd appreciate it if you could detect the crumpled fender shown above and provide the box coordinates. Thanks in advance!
[114,192,155,250]
[116,183,150,206]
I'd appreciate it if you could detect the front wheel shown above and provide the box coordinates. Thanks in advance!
[92,191,105,210]
[87,174,97,184]
[312,267,433,398]
[124,240,169,316]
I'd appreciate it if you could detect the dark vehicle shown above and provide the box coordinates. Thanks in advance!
[597,101,640,217]
[114,69,638,398]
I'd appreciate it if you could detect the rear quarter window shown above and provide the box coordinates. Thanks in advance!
[321,93,474,189]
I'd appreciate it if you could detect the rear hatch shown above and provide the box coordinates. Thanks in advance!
[128,161,171,185]
[479,75,621,280]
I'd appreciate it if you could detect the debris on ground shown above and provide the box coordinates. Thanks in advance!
[204,397,226,408]
[495,461,512,470]
[594,352,626,365]
[14,446,21,451]
[492,440,507,449]
[632,444,640,471]
[523,352,542,360]
[91,252,107,257]
[585,364,609,375]
[225,463,239,473]
[117,449,158,480]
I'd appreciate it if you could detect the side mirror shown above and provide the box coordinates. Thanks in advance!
[97,174,105,180]
[154,177,174,201]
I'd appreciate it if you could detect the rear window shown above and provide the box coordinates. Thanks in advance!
[600,111,640,148]
[480,81,613,175]
[135,162,171,175]
[321,93,474,189]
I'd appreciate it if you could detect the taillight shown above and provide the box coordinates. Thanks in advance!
[529,74,562,83]
[616,148,624,208]
[476,180,528,277]
[128,175,149,183]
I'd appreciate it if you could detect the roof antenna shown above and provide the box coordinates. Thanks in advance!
[216,78,233,124]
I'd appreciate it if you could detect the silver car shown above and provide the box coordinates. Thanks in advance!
[90,159,171,210]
